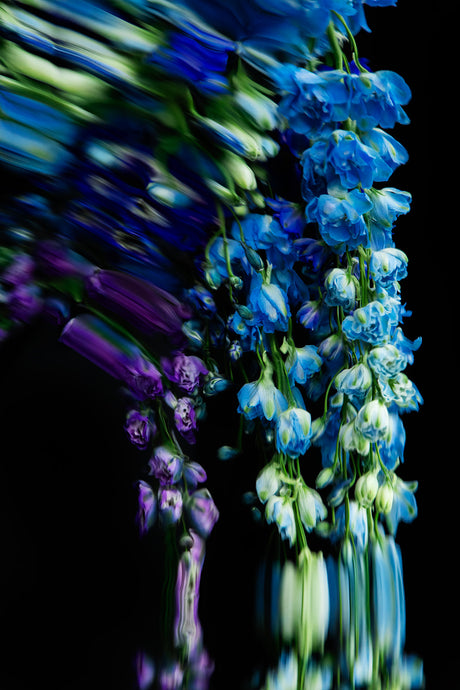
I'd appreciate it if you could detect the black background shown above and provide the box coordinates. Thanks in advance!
[0,2,452,688]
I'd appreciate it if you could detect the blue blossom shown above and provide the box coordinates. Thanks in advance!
[326,129,392,189]
[390,327,422,365]
[366,187,412,249]
[368,343,408,378]
[237,365,288,422]
[342,300,391,345]
[284,343,322,385]
[355,399,390,441]
[385,474,418,535]
[370,247,408,291]
[231,213,293,257]
[348,71,411,131]
[334,363,372,400]
[379,373,423,412]
[324,267,357,310]
[329,502,369,550]
[306,188,373,251]
[267,197,305,237]
[265,495,296,546]
[361,128,408,176]
[275,407,312,457]
[378,412,406,470]
[272,66,349,138]
[247,272,291,333]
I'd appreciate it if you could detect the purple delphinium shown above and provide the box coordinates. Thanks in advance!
[174,397,197,443]
[136,480,157,535]
[158,486,183,527]
[148,445,184,485]
[162,353,208,394]
[85,269,192,340]
[123,353,164,401]
[125,410,155,450]
[184,489,219,540]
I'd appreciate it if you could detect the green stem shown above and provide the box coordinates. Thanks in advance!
[326,21,344,71]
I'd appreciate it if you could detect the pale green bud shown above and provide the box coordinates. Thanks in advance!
[375,483,394,514]
[355,471,379,508]
[339,419,370,456]
[316,466,335,489]
[222,152,257,190]
[256,462,281,503]
[355,400,389,441]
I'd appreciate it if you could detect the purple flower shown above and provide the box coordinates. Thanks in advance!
[60,315,165,400]
[185,489,219,539]
[183,461,207,488]
[158,486,183,527]
[85,269,191,340]
[162,353,208,393]
[124,410,154,450]
[136,480,157,535]
[123,353,164,400]
[148,445,184,485]
[8,283,42,323]
[174,397,197,444]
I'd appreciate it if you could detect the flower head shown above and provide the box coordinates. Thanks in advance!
[124,410,155,450]
[162,353,208,393]
[275,407,312,458]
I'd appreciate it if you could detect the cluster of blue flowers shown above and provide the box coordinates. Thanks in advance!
[0,0,422,687]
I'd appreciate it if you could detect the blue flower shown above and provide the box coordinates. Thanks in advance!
[237,365,288,422]
[385,474,418,535]
[366,187,412,249]
[324,267,357,310]
[284,344,322,385]
[272,66,349,138]
[355,399,390,441]
[247,272,291,333]
[368,343,407,378]
[378,412,406,470]
[325,129,387,189]
[306,188,373,251]
[370,248,408,290]
[334,363,373,400]
[379,373,423,412]
[361,128,408,177]
[348,71,411,131]
[342,300,391,345]
[265,495,296,546]
[275,407,312,457]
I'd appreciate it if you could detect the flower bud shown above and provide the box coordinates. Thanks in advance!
[339,419,370,456]
[375,483,394,514]
[356,400,389,441]
[316,466,335,489]
[355,472,379,508]
[256,462,281,503]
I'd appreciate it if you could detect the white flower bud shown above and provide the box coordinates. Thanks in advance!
[355,472,379,508]
[375,483,394,514]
